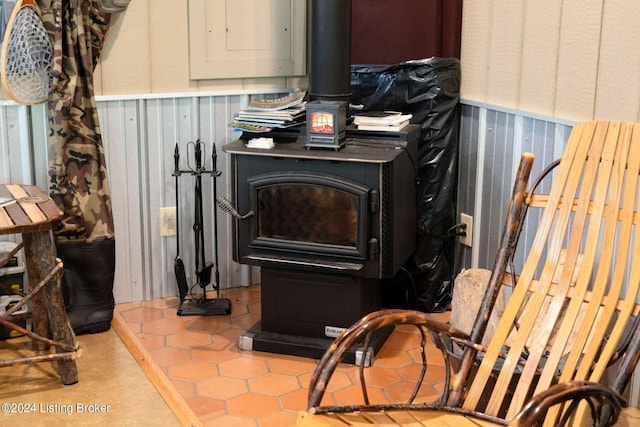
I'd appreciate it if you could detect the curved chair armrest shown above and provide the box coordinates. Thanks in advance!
[307,309,469,409]
[510,381,626,427]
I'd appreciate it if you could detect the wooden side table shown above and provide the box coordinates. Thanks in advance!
[0,184,79,385]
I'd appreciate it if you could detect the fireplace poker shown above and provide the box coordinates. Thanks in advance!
[193,140,214,292]
[211,143,225,300]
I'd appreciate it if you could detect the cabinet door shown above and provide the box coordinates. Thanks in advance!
[188,0,306,79]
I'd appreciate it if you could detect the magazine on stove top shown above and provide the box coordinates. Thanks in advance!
[247,91,306,111]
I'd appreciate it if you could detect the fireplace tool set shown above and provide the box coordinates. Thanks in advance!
[172,140,231,316]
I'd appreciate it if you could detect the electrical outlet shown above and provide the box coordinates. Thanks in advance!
[160,207,177,237]
[460,213,473,247]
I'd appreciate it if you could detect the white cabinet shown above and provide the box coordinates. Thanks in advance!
[188,0,307,79]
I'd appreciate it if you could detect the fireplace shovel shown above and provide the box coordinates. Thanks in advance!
[174,141,231,316]
[173,144,189,302]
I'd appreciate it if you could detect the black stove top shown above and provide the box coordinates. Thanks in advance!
[224,124,420,164]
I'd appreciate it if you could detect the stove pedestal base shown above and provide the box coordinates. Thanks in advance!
[238,268,394,364]
[239,321,393,366]
[260,268,381,338]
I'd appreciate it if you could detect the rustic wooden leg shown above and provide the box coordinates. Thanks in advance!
[22,231,78,385]
[22,232,51,352]
[44,266,79,385]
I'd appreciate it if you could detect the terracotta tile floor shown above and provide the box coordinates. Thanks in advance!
[115,284,450,427]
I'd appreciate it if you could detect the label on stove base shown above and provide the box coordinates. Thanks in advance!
[325,325,347,338]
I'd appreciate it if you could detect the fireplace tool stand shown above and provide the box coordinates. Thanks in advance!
[173,140,231,316]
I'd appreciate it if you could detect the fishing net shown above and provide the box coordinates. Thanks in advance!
[1,2,52,105]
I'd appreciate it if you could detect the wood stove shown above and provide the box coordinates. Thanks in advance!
[223,127,419,362]
[218,0,426,362]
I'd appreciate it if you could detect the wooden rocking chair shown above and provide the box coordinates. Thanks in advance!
[296,120,640,426]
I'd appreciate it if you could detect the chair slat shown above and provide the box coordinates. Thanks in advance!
[3,204,30,227]
[19,201,47,224]
[5,183,29,199]
[385,410,425,426]
[0,185,12,200]
[0,209,13,229]
[296,410,503,427]
[296,412,352,426]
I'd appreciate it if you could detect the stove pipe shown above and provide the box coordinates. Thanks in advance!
[309,0,352,104]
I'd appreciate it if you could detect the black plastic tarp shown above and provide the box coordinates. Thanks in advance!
[350,57,460,312]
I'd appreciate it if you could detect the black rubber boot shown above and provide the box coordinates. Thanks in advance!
[56,238,115,335]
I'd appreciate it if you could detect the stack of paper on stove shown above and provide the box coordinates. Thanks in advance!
[229,91,307,133]
[353,111,413,132]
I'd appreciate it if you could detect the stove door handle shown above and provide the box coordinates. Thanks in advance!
[216,197,255,220]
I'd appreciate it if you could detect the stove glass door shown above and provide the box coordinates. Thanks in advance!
[248,172,371,259]
[257,184,358,247]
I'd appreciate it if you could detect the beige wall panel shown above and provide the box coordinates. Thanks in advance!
[554,0,603,122]
[485,0,524,108]
[100,0,152,96]
[594,2,640,121]
[518,1,562,116]
[460,1,493,102]
[149,0,195,93]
